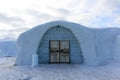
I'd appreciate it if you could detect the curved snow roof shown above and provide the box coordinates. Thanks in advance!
[21,21,90,36]
[18,20,92,44]
[16,21,96,65]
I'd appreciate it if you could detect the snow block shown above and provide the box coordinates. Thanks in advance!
[31,54,38,67]
[114,35,120,62]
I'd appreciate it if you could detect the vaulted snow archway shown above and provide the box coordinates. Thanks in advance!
[38,25,83,64]
[16,21,96,66]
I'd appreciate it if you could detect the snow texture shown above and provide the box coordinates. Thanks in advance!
[16,21,120,66]
[1,57,120,80]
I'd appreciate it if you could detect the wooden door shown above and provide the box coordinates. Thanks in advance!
[49,40,70,63]
[60,41,70,63]
[50,41,59,63]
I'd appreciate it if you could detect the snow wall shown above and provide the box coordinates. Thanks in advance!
[0,39,17,57]
[16,21,120,66]
[92,28,120,64]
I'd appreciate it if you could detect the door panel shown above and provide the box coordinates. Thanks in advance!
[49,40,70,63]
[50,41,59,63]
[60,41,70,63]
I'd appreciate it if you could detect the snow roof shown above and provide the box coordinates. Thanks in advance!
[16,21,96,65]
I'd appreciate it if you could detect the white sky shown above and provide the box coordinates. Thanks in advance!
[0,0,120,39]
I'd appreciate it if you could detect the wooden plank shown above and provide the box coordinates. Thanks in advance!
[60,40,70,63]
[50,40,59,63]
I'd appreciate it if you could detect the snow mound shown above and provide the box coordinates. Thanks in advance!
[0,39,17,57]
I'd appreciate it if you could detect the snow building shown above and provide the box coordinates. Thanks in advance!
[16,21,120,66]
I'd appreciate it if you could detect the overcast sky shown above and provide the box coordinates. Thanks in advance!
[0,0,120,39]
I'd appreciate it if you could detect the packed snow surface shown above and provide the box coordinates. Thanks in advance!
[0,57,120,80]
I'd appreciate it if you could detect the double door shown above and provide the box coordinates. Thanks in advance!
[49,40,70,63]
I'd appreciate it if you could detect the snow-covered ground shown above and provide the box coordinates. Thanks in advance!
[0,57,120,80]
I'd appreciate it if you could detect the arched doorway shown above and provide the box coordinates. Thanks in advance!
[38,25,83,64]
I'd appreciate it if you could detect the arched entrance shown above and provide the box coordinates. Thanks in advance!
[38,25,83,64]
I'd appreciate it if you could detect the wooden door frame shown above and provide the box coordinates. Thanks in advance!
[49,40,70,64]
